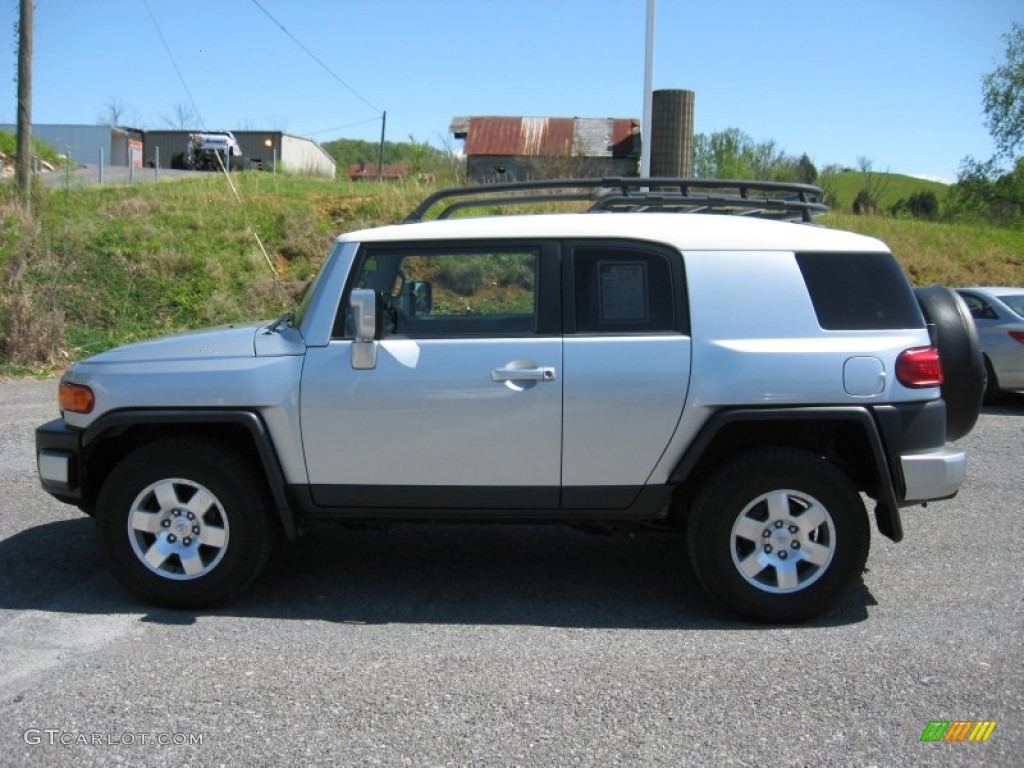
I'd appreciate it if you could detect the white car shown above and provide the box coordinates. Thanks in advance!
[956,287,1024,401]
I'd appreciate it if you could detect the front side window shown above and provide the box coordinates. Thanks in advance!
[349,246,539,337]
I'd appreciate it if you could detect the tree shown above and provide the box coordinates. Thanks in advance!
[97,97,135,126]
[982,22,1024,159]
[161,101,198,129]
[947,155,1024,226]
[946,23,1024,226]
[851,157,891,215]
[691,128,812,182]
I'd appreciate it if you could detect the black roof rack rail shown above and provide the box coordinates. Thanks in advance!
[403,177,828,224]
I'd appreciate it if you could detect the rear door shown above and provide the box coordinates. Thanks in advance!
[560,241,692,509]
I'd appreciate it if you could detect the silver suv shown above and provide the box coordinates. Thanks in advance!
[35,179,985,622]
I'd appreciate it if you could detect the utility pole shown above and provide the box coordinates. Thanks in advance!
[377,110,386,182]
[640,0,655,178]
[16,0,33,205]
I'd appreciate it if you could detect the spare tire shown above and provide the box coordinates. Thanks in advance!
[914,285,984,440]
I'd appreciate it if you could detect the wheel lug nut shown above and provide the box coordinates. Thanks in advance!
[161,519,171,528]
[183,537,192,546]
[192,526,200,535]
[789,525,798,534]
[764,544,773,554]
[167,534,177,543]
[791,541,800,549]
[172,509,181,517]
[186,512,195,521]
[778,550,788,560]
[774,520,784,528]
[762,529,771,538]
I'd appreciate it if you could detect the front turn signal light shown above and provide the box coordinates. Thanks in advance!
[59,382,95,413]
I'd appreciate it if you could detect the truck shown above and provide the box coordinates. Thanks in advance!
[171,130,248,171]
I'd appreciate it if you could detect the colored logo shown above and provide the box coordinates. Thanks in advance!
[920,721,997,742]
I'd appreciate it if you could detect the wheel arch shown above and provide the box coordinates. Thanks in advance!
[81,410,298,539]
[669,407,903,542]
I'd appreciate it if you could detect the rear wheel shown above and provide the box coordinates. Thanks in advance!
[686,447,869,623]
[96,438,273,608]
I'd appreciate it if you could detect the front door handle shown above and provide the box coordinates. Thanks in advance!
[491,366,556,382]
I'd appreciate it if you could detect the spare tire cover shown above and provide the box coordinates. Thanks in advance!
[914,285,984,440]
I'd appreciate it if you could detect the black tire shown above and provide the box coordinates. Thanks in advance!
[982,355,1004,405]
[686,447,870,623]
[170,151,187,170]
[229,155,249,172]
[96,438,273,608]
[914,285,984,440]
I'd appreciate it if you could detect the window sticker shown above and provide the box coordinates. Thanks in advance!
[598,261,649,323]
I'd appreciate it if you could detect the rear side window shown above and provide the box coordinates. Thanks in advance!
[796,252,924,330]
[573,246,679,333]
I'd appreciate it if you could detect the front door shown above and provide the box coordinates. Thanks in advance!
[300,241,562,510]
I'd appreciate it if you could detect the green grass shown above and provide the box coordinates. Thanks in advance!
[823,213,1024,286]
[0,130,64,166]
[0,172,1021,375]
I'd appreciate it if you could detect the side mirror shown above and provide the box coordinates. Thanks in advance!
[350,289,382,341]
[349,289,381,370]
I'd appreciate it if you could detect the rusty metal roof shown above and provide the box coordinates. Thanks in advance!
[348,163,408,179]
[458,117,639,158]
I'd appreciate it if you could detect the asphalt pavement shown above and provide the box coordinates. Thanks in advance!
[0,377,1021,766]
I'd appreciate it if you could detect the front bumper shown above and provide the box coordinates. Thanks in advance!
[36,419,84,504]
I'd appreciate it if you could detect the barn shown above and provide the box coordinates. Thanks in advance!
[451,116,640,182]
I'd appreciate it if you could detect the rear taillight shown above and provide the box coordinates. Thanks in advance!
[896,346,944,388]
[1009,331,1024,345]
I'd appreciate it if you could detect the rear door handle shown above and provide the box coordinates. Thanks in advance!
[491,366,557,382]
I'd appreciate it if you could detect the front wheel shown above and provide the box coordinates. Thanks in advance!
[686,447,869,623]
[96,438,273,608]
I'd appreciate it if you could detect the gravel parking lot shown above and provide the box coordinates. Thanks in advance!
[1,377,1021,766]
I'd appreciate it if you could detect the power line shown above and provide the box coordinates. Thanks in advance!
[249,0,383,115]
[142,0,281,295]
[304,116,383,136]
[141,0,206,128]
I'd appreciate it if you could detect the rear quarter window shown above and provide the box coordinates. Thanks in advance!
[796,252,924,330]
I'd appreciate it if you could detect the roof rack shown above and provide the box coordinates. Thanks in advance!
[403,177,828,224]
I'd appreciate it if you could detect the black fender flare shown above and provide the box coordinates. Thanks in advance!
[913,286,984,440]
[83,410,298,539]
[669,406,904,542]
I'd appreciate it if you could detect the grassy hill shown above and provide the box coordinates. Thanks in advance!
[828,170,948,212]
[1,173,1021,373]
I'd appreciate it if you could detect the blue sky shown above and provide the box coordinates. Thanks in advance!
[2,0,1020,182]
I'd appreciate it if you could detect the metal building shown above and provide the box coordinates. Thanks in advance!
[0,123,145,167]
[451,116,640,182]
[142,130,336,178]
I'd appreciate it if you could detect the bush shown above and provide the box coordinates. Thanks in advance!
[890,190,939,220]
[852,189,877,215]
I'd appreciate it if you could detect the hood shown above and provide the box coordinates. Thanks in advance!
[85,324,264,364]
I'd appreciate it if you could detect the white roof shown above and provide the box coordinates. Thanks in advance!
[337,213,889,253]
